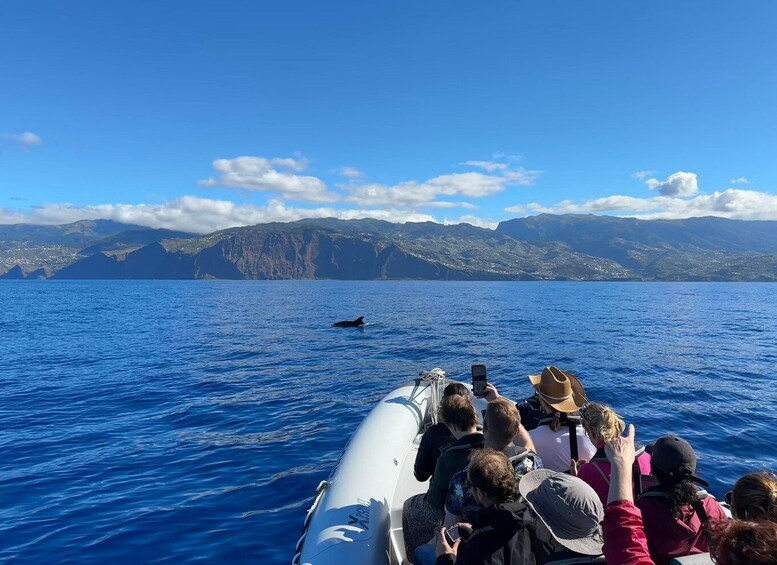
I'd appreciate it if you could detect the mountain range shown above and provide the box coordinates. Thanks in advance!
[2,215,777,281]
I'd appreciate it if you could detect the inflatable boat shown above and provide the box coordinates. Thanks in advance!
[293,369,717,565]
[293,369,482,565]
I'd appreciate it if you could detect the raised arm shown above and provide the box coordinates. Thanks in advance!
[513,423,536,453]
[606,423,636,505]
[602,424,655,565]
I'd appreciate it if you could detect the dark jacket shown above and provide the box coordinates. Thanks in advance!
[415,422,455,481]
[427,432,484,510]
[435,500,535,565]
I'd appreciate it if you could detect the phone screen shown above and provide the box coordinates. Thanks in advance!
[471,364,487,396]
[445,525,460,545]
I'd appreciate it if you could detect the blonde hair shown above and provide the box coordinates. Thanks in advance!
[582,403,625,443]
[731,471,777,522]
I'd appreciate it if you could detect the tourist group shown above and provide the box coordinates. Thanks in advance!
[402,366,777,565]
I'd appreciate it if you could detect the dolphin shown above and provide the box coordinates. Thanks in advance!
[333,316,365,328]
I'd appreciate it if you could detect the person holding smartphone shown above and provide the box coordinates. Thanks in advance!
[403,394,483,557]
[435,449,534,565]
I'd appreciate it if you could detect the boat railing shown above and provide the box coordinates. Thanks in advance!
[292,480,329,565]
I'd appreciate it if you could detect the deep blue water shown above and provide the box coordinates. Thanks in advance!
[1,281,776,564]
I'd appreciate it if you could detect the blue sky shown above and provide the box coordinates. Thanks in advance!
[1,1,776,232]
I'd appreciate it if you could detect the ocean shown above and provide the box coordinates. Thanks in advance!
[1,280,776,564]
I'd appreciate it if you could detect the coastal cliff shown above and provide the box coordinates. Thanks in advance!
[2,215,777,281]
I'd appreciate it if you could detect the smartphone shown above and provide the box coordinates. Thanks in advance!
[471,364,487,397]
[444,525,461,545]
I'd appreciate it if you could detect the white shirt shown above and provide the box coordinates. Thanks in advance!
[529,423,597,472]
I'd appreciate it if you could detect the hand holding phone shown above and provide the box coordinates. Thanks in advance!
[444,525,461,545]
[472,364,488,397]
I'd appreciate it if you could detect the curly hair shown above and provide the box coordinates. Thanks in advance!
[467,449,517,503]
[581,402,625,443]
[661,480,702,520]
[731,471,777,522]
[709,519,777,565]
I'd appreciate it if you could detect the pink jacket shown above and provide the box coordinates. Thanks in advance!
[636,493,727,565]
[577,445,653,505]
[602,500,655,565]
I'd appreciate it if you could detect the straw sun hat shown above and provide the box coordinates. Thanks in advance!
[528,366,587,413]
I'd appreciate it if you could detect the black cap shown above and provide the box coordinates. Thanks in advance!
[650,435,710,487]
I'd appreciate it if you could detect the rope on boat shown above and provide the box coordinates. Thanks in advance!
[419,367,447,425]
[292,480,329,565]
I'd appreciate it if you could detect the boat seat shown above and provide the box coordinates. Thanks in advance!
[669,553,714,565]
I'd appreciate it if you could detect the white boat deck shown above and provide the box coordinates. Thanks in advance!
[388,431,428,565]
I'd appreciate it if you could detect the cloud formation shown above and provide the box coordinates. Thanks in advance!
[196,153,540,213]
[645,171,699,196]
[462,160,508,172]
[645,171,699,197]
[346,172,507,208]
[731,177,751,184]
[443,215,499,229]
[506,189,777,221]
[343,161,540,209]
[0,197,438,234]
[335,166,364,179]
[631,170,656,180]
[3,131,42,149]
[199,156,337,203]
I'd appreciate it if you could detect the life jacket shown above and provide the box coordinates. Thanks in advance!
[588,445,648,496]
[517,394,545,431]
[636,484,715,544]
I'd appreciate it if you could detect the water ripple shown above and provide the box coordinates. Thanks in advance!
[1,280,776,564]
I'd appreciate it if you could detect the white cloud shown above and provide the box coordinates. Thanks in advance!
[426,201,478,209]
[199,156,337,203]
[631,170,656,180]
[463,160,541,185]
[462,160,508,172]
[645,171,699,197]
[346,172,507,208]
[0,196,438,234]
[505,188,777,221]
[731,177,751,184]
[344,161,540,209]
[443,215,499,230]
[335,166,364,179]
[506,195,658,215]
[502,168,542,186]
[3,131,42,149]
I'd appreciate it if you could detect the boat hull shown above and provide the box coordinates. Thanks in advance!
[295,380,432,565]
